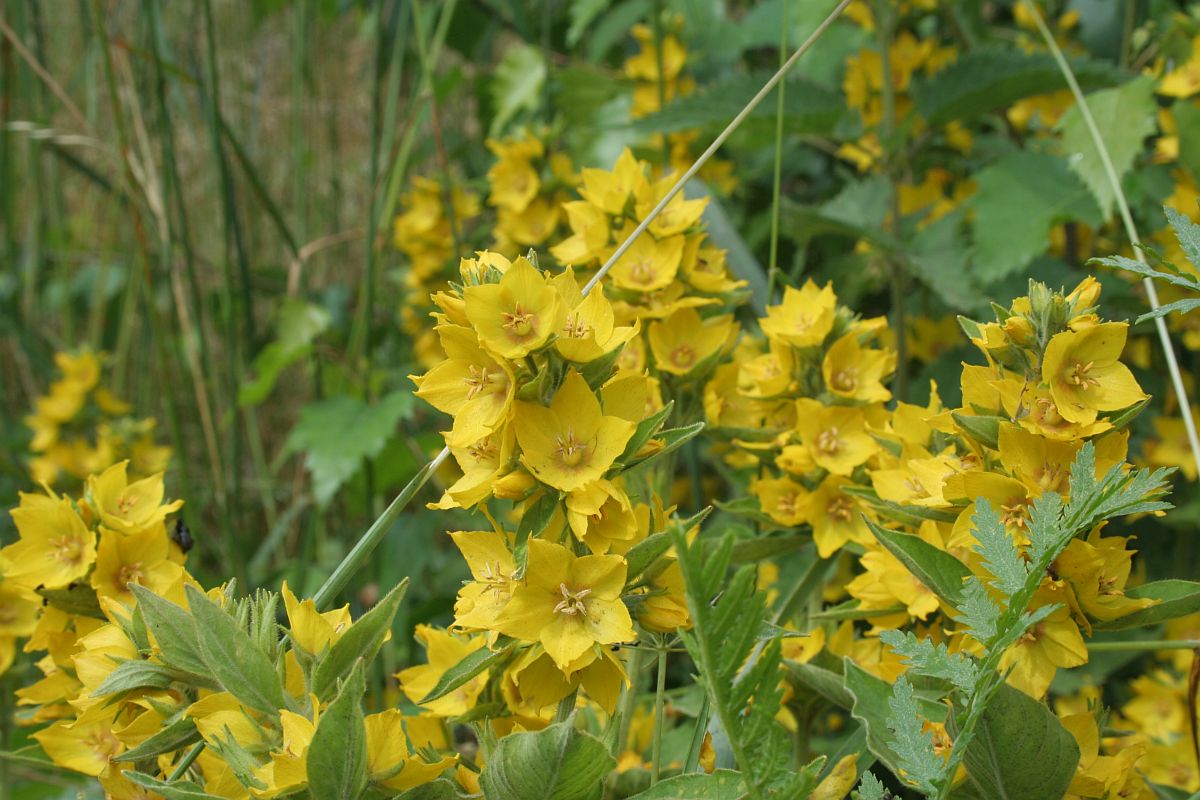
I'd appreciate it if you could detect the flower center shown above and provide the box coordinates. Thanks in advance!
[670,345,695,369]
[478,561,514,601]
[1067,360,1099,389]
[555,429,588,467]
[467,438,498,464]
[1000,501,1027,530]
[831,368,857,393]
[52,535,86,567]
[827,496,854,522]
[464,365,496,400]
[115,562,144,592]
[630,259,657,285]
[117,494,139,516]
[502,304,536,337]
[563,313,590,339]
[553,583,592,617]
[816,428,841,455]
[776,491,800,518]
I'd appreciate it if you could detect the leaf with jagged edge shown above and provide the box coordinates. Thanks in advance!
[854,772,889,800]
[880,630,978,693]
[955,577,1001,644]
[886,676,946,795]
[970,499,1028,599]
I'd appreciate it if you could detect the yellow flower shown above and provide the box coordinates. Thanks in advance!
[91,525,185,604]
[579,148,647,215]
[634,173,708,238]
[636,560,690,633]
[759,280,837,348]
[32,703,122,776]
[793,399,877,476]
[365,709,457,791]
[1142,411,1200,481]
[550,201,611,266]
[486,141,541,212]
[822,332,894,403]
[803,475,871,558]
[552,272,637,363]
[501,644,627,715]
[514,370,636,492]
[495,538,635,669]
[412,324,515,448]
[648,307,734,376]
[999,591,1086,698]
[3,491,96,590]
[1041,322,1148,425]
[431,427,516,510]
[565,479,639,554]
[281,581,351,655]
[86,462,183,535]
[252,709,316,798]
[751,475,808,527]
[463,256,561,360]
[607,231,686,292]
[397,626,488,717]
[450,530,518,630]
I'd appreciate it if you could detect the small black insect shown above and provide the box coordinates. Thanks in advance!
[171,519,194,553]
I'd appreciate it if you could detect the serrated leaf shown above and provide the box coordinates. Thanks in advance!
[308,660,368,800]
[864,517,970,605]
[625,769,746,799]
[1059,77,1156,218]
[480,722,614,800]
[879,630,978,692]
[843,659,909,778]
[132,585,208,676]
[185,585,286,717]
[1092,580,1200,631]
[240,299,330,406]
[969,151,1101,281]
[911,48,1122,126]
[886,676,945,794]
[955,577,1001,643]
[960,683,1079,800]
[490,44,546,136]
[419,641,504,705]
[284,392,415,506]
[855,772,888,800]
[970,499,1028,599]
[1167,202,1200,270]
[312,579,409,701]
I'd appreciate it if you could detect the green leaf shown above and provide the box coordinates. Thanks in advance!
[623,532,674,581]
[843,659,908,778]
[956,577,1001,643]
[1173,101,1200,185]
[308,660,368,800]
[185,585,287,717]
[879,630,978,692]
[284,392,415,506]
[131,585,208,675]
[479,722,615,800]
[970,499,1028,599]
[35,581,104,620]
[489,44,546,136]
[124,772,226,800]
[617,401,674,465]
[855,772,889,800]
[1058,77,1156,218]
[960,683,1079,800]
[312,579,409,700]
[886,676,945,795]
[92,659,177,697]
[864,517,970,606]
[419,641,505,705]
[395,779,464,799]
[1092,580,1200,631]
[239,299,331,406]
[969,151,1101,282]
[905,210,982,311]
[952,413,1002,450]
[625,769,746,799]
[1138,297,1200,323]
[566,0,610,46]
[113,715,201,763]
[911,48,1122,126]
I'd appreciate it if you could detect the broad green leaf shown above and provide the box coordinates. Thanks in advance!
[240,299,330,406]
[308,660,368,800]
[1059,77,1156,218]
[623,532,673,580]
[626,769,746,799]
[969,151,1101,282]
[905,211,982,312]
[124,772,225,800]
[113,715,200,763]
[788,661,853,709]
[312,579,409,700]
[864,517,970,605]
[960,683,1079,800]
[479,722,614,800]
[1092,580,1200,631]
[489,44,546,136]
[132,585,208,675]
[419,640,505,705]
[952,413,1002,450]
[283,392,414,506]
[911,48,1122,126]
[92,660,177,697]
[185,585,286,717]
[617,401,674,465]
[35,581,104,620]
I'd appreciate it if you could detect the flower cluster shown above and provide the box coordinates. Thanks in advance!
[487,129,577,254]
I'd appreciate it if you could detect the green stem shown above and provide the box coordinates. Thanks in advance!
[1088,640,1200,653]
[651,643,668,784]
[614,646,645,759]
[876,0,908,403]
[766,0,788,300]
[682,693,710,774]
[555,689,579,724]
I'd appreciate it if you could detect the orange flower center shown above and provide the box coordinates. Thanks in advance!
[502,304,536,337]
[776,491,800,518]
[827,495,854,522]
[464,365,496,400]
[467,438,498,464]
[562,313,590,339]
[115,562,144,592]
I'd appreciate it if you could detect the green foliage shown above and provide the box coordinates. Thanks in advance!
[1058,77,1157,218]
[479,722,614,800]
[1093,206,1200,322]
[1092,580,1200,630]
[969,499,1028,598]
[626,770,746,799]
[240,299,331,406]
[864,518,970,606]
[312,578,409,700]
[885,677,945,795]
[490,44,547,136]
[283,392,415,506]
[131,585,209,675]
[853,772,888,800]
[308,660,368,800]
[878,631,978,693]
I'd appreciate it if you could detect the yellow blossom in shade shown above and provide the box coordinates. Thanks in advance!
[1053,531,1151,623]
[486,140,541,211]
[995,378,1112,441]
[579,148,647,215]
[502,644,627,715]
[499,197,562,247]
[413,324,515,447]
[463,256,561,360]
[365,709,457,791]
[449,530,518,630]
[1142,411,1200,480]
[793,399,878,476]
[648,308,734,376]
[550,201,611,266]
[33,703,123,776]
[432,427,516,510]
[751,475,808,527]
[1061,712,1156,800]
[803,475,871,558]
[634,173,708,238]
[759,280,837,348]
[86,462,182,535]
[252,709,315,798]
[1041,322,1148,425]
[566,479,639,555]
[607,232,685,292]
[637,559,691,633]
[3,491,96,590]
[513,370,636,492]
[281,581,351,655]
[1158,40,1200,98]
[494,538,635,669]
[397,626,488,717]
[189,692,270,752]
[91,525,185,604]
[822,332,894,403]
[847,529,941,631]
[999,590,1087,698]
[552,272,637,363]
[681,237,744,293]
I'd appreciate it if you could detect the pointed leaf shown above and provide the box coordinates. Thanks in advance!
[479,722,614,800]
[313,579,409,700]
[132,585,207,675]
[865,517,970,605]
[308,660,368,800]
[185,585,286,716]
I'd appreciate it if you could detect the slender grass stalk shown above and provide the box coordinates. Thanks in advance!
[650,643,668,785]
[766,0,788,301]
[682,693,710,774]
[876,0,908,403]
[1024,0,1200,480]
[1088,640,1200,653]
[650,0,670,168]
